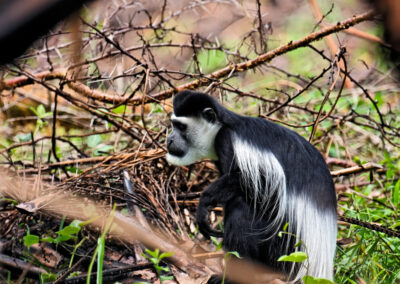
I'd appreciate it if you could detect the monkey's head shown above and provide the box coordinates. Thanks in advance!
[165,91,222,166]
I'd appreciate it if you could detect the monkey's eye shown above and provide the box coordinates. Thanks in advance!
[172,121,187,132]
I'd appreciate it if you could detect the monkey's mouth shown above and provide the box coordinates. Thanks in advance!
[166,147,185,157]
[165,152,190,166]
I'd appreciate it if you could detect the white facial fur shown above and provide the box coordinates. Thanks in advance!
[166,114,221,166]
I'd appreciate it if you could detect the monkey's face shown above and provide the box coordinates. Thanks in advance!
[166,110,221,166]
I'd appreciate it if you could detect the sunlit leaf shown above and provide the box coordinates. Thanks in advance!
[278,251,307,263]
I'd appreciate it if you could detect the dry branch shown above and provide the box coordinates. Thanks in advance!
[0,11,375,107]
[330,162,383,177]
[133,10,374,105]
[308,0,353,88]
[0,253,47,275]
[17,148,165,174]
[0,69,65,91]
[342,27,391,48]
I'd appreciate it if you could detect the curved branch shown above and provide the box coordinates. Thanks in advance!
[0,11,375,107]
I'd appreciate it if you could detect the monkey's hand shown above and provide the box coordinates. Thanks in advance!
[196,174,239,239]
[196,202,224,238]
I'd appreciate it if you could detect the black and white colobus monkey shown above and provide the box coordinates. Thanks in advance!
[166,91,337,283]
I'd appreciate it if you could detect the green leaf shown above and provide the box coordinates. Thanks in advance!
[37,104,46,117]
[94,144,114,156]
[121,208,130,216]
[88,63,99,77]
[16,133,32,142]
[160,275,174,282]
[41,236,55,243]
[278,251,308,263]
[40,273,57,283]
[393,179,400,205]
[150,103,163,113]
[69,236,87,268]
[375,91,383,108]
[303,275,335,284]
[69,220,83,229]
[96,237,105,284]
[155,264,169,272]
[141,253,155,265]
[65,166,83,174]
[353,156,362,164]
[55,234,74,244]
[86,134,102,148]
[159,251,174,260]
[24,234,39,248]
[0,197,18,205]
[145,248,159,259]
[112,105,126,114]
[210,236,223,251]
[226,251,241,258]
[30,106,38,116]
[67,271,82,278]
[294,241,302,248]
[57,225,81,236]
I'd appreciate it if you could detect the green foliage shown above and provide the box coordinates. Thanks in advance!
[65,166,84,174]
[30,104,53,134]
[210,236,223,251]
[23,233,39,249]
[67,271,82,278]
[195,49,227,73]
[142,248,174,282]
[69,237,88,268]
[94,145,114,156]
[1,197,18,206]
[278,251,308,263]
[87,62,100,78]
[393,179,400,206]
[24,219,86,253]
[277,250,335,283]
[40,273,57,283]
[335,154,400,283]
[150,103,164,114]
[86,134,102,148]
[303,275,335,284]
[86,134,114,156]
[87,205,116,284]
[112,105,126,114]
[53,219,83,244]
[23,225,40,249]
[222,251,241,284]
[225,251,240,259]
[278,222,289,237]
[15,133,32,142]
[95,235,105,284]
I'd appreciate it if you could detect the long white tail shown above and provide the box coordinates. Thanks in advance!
[232,133,337,282]
[287,194,337,282]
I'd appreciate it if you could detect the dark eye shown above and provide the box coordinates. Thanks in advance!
[172,121,187,132]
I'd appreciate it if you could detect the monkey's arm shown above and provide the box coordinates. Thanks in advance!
[196,174,240,238]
